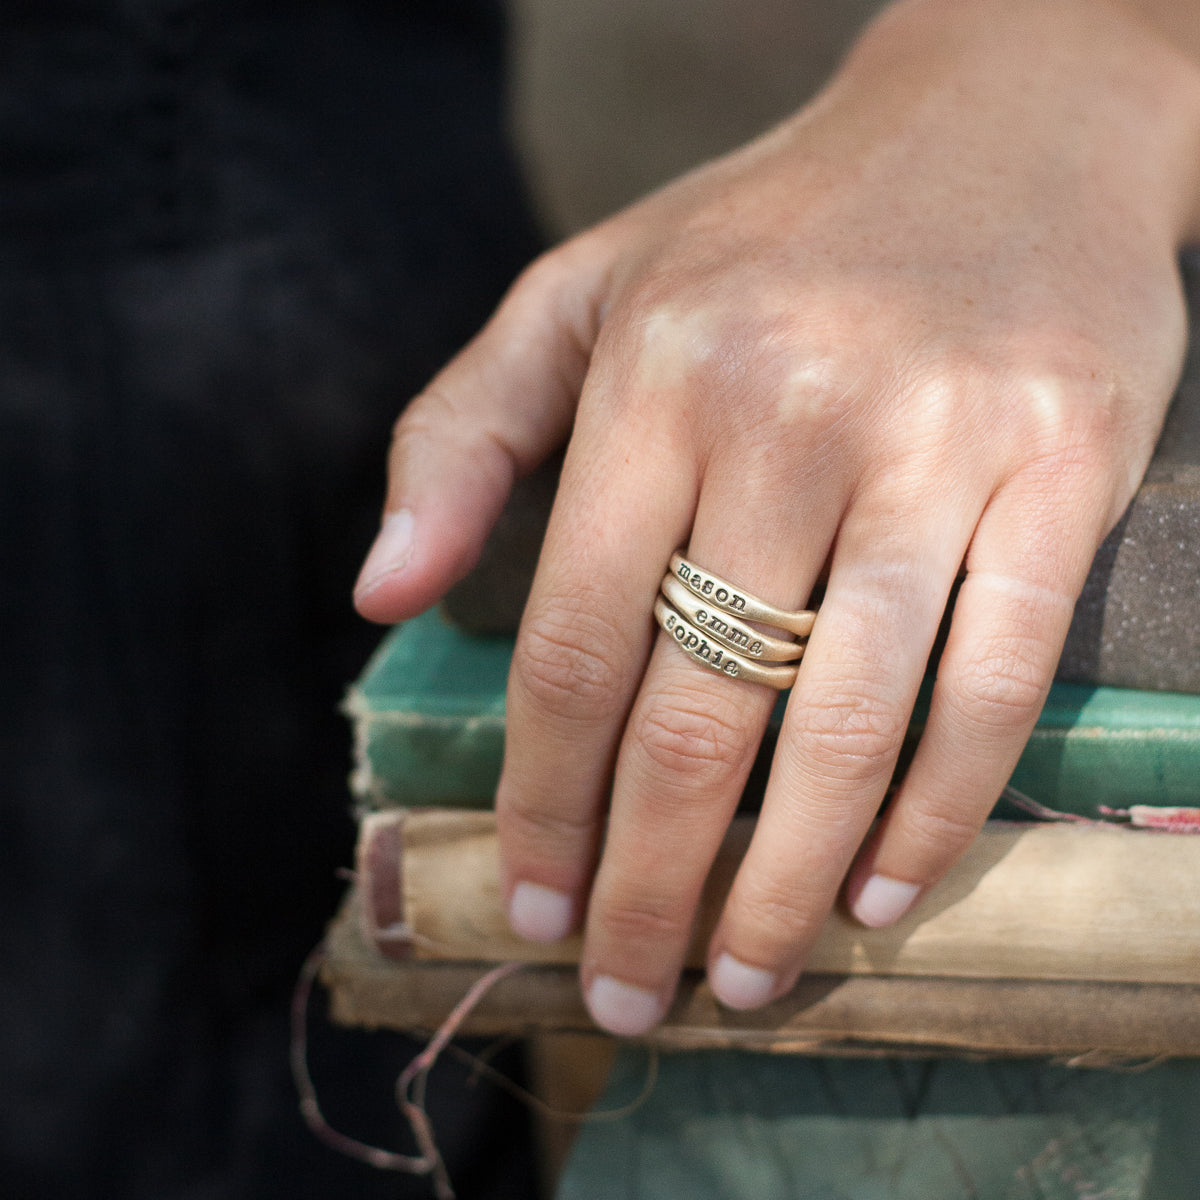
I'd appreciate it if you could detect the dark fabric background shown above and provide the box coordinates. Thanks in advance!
[0,2,543,1196]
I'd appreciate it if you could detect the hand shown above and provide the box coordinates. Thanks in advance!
[356,0,1200,1035]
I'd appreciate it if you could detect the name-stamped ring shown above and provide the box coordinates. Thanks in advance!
[660,573,805,663]
[669,552,817,638]
[653,597,800,690]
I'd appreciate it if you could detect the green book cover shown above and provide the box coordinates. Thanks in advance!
[345,608,1200,816]
[561,1050,1200,1200]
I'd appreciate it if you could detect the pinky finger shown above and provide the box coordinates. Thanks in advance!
[845,492,1104,928]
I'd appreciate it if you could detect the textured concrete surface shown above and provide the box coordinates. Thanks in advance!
[1057,253,1200,692]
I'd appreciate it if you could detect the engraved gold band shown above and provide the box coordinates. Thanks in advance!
[660,574,804,663]
[653,597,800,690]
[668,552,817,638]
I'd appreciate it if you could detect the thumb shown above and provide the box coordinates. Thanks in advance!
[353,242,605,623]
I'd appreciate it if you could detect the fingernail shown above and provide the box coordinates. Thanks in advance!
[852,875,920,927]
[354,509,414,599]
[709,953,776,1010]
[508,882,573,943]
[586,975,665,1037]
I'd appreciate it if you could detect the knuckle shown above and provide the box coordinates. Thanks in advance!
[512,246,572,296]
[734,879,823,952]
[896,802,982,862]
[613,280,801,416]
[1012,355,1122,461]
[507,246,586,320]
[513,591,629,723]
[497,791,596,857]
[595,891,692,946]
[510,235,612,331]
[621,297,721,393]
[633,684,751,784]
[789,684,905,780]
[950,639,1048,733]
[771,350,870,460]
[390,385,472,458]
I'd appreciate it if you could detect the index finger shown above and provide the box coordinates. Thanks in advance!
[495,381,696,944]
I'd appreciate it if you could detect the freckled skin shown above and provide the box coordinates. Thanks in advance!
[361,0,1200,1034]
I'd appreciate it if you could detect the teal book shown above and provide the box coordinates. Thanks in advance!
[560,1050,1200,1200]
[340,610,1200,1200]
[345,609,1200,817]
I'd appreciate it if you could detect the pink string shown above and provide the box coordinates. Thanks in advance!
[1000,785,1097,824]
[394,960,524,1199]
[290,941,521,1199]
[1002,785,1200,833]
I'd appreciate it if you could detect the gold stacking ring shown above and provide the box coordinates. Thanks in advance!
[660,574,804,663]
[653,598,800,690]
[655,551,818,689]
[668,552,817,638]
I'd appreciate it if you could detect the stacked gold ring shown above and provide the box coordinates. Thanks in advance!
[653,552,818,690]
[668,552,816,637]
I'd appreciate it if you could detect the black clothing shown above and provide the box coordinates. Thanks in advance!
[0,3,542,1196]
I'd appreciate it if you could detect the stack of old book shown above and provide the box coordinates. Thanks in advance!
[320,270,1200,1198]
[331,611,1200,1053]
